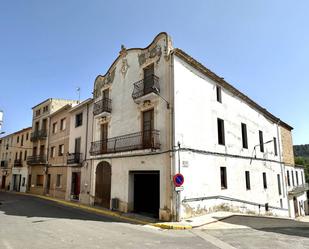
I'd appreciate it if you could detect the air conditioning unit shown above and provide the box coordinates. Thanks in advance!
[112,198,119,210]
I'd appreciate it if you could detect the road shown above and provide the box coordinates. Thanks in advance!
[0,192,215,249]
[1,192,309,249]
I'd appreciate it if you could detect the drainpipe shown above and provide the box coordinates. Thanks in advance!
[276,120,288,213]
[169,52,178,221]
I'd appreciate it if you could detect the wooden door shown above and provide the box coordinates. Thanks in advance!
[142,110,154,148]
[95,163,111,208]
[294,197,299,217]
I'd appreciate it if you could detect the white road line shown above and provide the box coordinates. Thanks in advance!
[192,230,237,249]
[2,239,14,249]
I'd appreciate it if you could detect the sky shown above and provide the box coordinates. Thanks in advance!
[0,0,308,144]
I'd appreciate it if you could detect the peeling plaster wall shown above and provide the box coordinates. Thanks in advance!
[173,56,289,218]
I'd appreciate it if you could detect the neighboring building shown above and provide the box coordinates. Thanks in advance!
[87,32,306,221]
[0,133,14,190]
[46,104,73,199]
[27,98,78,195]
[10,127,32,192]
[281,126,308,217]
[67,98,93,203]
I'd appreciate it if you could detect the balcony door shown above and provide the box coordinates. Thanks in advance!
[143,64,154,95]
[42,119,47,132]
[142,109,154,148]
[101,123,108,153]
[40,145,45,156]
[74,137,81,162]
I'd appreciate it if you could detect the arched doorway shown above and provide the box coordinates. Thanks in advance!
[95,161,111,208]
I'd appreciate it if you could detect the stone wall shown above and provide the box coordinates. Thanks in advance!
[280,126,295,166]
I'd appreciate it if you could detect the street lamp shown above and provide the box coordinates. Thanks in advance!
[250,139,274,164]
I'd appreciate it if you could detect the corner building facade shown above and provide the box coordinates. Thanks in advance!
[89,33,307,221]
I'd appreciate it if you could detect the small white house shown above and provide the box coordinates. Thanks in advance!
[87,32,307,221]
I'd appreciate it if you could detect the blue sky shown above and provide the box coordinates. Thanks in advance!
[0,0,308,144]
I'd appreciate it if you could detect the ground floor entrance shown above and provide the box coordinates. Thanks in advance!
[131,171,160,218]
[95,161,111,208]
[71,172,81,200]
[1,175,6,189]
[12,174,21,192]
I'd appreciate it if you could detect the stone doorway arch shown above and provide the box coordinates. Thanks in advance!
[95,161,111,208]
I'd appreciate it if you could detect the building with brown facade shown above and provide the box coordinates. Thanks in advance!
[27,98,78,195]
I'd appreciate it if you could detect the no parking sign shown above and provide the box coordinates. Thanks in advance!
[173,173,184,187]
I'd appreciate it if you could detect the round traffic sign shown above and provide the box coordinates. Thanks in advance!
[173,173,184,187]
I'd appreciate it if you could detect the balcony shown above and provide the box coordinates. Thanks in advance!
[132,75,160,104]
[27,155,47,165]
[13,159,22,167]
[30,130,47,142]
[0,160,8,168]
[93,98,112,117]
[288,183,309,195]
[67,153,82,165]
[90,130,160,156]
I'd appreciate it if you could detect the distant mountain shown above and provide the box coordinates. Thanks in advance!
[294,144,309,158]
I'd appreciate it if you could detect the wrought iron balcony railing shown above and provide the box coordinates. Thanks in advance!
[30,130,47,142]
[90,130,160,156]
[0,160,8,168]
[93,98,112,116]
[132,74,160,100]
[67,153,82,165]
[13,159,23,167]
[26,155,47,165]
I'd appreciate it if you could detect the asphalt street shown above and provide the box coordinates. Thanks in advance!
[1,192,309,249]
[0,192,216,249]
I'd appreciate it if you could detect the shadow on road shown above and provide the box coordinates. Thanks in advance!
[0,191,152,225]
[211,215,309,238]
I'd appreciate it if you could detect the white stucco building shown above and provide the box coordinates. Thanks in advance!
[86,33,307,221]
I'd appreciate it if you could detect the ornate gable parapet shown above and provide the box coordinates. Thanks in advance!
[93,67,116,98]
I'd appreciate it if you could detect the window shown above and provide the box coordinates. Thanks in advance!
[273,137,278,156]
[35,109,41,117]
[245,171,251,190]
[43,106,49,113]
[287,171,290,186]
[17,136,19,143]
[24,150,27,161]
[301,171,304,184]
[263,172,267,189]
[50,147,55,158]
[217,118,225,145]
[58,144,64,156]
[52,122,57,134]
[277,174,282,195]
[36,175,44,186]
[280,199,283,208]
[60,118,66,130]
[220,167,227,189]
[26,133,29,140]
[296,171,299,185]
[75,113,83,127]
[291,171,295,186]
[241,123,248,149]
[216,85,222,103]
[259,131,264,152]
[56,174,62,187]
[21,135,24,146]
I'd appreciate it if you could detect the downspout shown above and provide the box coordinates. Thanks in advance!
[169,51,177,221]
[276,120,289,213]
